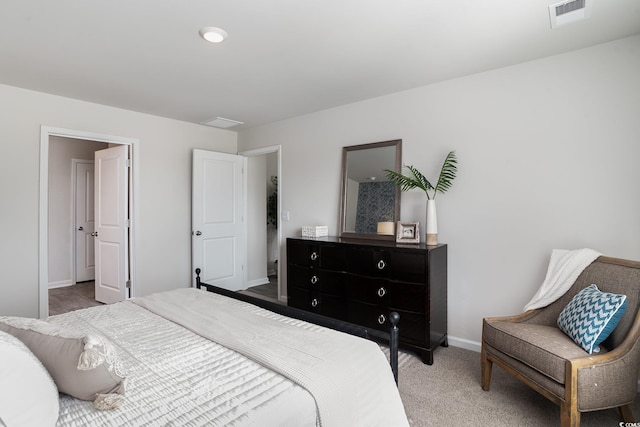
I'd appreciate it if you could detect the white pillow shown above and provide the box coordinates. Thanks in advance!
[0,330,59,427]
[0,316,126,406]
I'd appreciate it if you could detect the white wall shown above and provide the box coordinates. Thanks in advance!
[266,152,278,275]
[246,155,268,286]
[0,84,237,317]
[246,152,280,285]
[48,136,108,287]
[238,35,640,347]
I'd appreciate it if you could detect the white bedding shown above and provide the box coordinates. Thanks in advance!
[49,301,318,426]
[49,288,408,426]
[134,288,409,427]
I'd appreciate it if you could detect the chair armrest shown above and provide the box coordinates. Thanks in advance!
[484,309,541,324]
[563,309,640,411]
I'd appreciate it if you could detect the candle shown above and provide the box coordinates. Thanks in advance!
[377,221,395,235]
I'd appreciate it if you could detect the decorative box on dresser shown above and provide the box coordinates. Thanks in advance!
[287,236,447,365]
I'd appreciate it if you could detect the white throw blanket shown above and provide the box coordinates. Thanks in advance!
[523,248,601,311]
[133,288,409,427]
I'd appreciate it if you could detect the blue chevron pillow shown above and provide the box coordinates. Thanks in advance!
[557,284,627,354]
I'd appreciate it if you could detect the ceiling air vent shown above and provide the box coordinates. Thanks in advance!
[549,0,592,29]
[201,117,244,129]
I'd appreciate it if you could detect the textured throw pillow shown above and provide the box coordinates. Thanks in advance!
[0,330,59,427]
[557,284,627,354]
[0,316,126,409]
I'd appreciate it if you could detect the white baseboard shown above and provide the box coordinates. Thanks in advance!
[447,335,482,353]
[48,280,73,289]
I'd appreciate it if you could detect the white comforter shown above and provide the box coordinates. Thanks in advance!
[134,288,409,427]
[50,288,409,426]
[50,300,318,426]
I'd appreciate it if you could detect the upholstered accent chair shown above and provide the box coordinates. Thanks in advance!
[481,256,640,427]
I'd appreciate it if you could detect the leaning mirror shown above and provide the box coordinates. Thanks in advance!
[339,139,402,241]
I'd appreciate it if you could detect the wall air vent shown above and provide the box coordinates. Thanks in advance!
[549,0,592,29]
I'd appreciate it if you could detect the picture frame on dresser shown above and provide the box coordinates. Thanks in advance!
[395,221,419,243]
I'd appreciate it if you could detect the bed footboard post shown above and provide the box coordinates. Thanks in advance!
[389,311,400,385]
[195,268,202,289]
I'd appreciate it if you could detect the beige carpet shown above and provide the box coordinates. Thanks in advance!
[396,345,638,426]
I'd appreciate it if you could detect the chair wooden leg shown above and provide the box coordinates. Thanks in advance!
[560,402,580,427]
[619,404,635,422]
[480,344,492,391]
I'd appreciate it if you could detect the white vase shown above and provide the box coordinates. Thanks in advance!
[426,199,438,245]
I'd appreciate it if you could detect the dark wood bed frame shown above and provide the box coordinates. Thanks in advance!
[195,268,401,384]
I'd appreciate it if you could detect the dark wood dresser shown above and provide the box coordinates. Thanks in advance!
[287,236,447,364]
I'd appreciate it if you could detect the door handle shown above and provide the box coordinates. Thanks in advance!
[194,230,202,236]
[90,232,98,237]
[78,226,84,231]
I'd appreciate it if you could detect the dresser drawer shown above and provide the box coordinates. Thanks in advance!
[347,247,426,282]
[347,301,425,343]
[287,237,447,365]
[347,275,425,313]
[288,265,346,296]
[288,241,347,270]
[288,287,347,320]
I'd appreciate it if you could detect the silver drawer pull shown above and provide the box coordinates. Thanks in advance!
[377,287,386,297]
[378,314,386,325]
[310,275,319,285]
[311,298,319,308]
[310,252,318,261]
[377,260,386,270]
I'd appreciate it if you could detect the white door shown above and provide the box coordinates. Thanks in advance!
[192,149,246,291]
[94,145,129,304]
[75,161,95,282]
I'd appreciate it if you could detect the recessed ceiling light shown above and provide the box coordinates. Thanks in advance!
[199,27,228,43]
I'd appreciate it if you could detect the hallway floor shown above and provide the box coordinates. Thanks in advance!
[48,281,104,316]
[241,275,281,303]
[50,276,282,316]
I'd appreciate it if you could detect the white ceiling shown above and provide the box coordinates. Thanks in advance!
[1,0,638,130]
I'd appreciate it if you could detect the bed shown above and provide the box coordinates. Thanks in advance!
[0,276,408,427]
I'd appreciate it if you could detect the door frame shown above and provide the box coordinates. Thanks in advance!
[239,145,282,301]
[38,126,139,318]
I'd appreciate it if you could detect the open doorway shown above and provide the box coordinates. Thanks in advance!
[47,137,108,315]
[240,145,282,303]
[38,127,138,318]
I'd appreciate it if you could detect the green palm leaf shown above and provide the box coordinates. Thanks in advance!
[385,166,432,194]
[384,150,457,200]
[433,151,457,196]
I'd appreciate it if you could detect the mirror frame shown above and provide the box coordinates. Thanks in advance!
[339,139,402,241]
